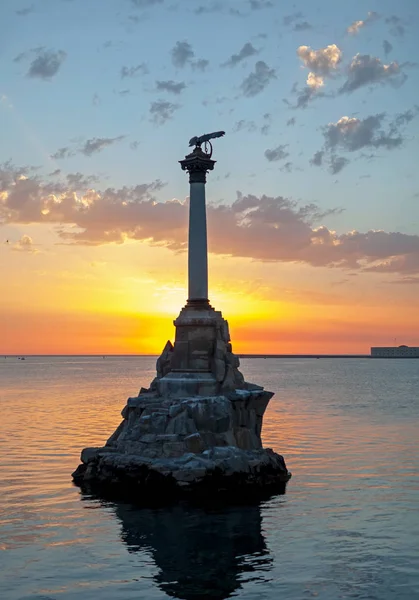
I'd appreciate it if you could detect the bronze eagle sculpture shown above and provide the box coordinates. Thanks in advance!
[189,131,225,147]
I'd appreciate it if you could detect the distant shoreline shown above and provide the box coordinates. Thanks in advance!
[2,354,418,359]
[1,353,370,358]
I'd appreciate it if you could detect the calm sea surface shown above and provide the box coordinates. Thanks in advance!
[0,356,418,600]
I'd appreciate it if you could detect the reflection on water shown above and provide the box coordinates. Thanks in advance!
[101,499,272,600]
[0,356,419,599]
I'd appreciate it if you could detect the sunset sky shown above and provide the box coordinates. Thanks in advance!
[1,0,418,355]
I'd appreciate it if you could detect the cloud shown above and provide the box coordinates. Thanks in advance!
[150,100,179,124]
[260,113,271,135]
[297,44,342,76]
[249,0,273,9]
[386,15,405,37]
[310,151,324,166]
[329,155,349,174]
[383,40,393,56]
[66,172,99,187]
[287,117,296,126]
[339,54,403,94]
[194,2,223,14]
[51,136,125,159]
[82,137,125,156]
[346,11,379,35]
[233,120,257,133]
[191,59,209,71]
[171,41,208,71]
[294,21,312,31]
[121,63,148,78]
[16,5,34,16]
[240,61,275,97]
[293,44,341,107]
[323,114,403,152]
[387,276,419,285]
[264,145,289,162]
[51,147,72,160]
[2,166,419,274]
[222,42,258,67]
[291,85,322,109]
[283,12,303,26]
[171,41,194,68]
[11,234,38,253]
[307,72,324,89]
[156,80,186,94]
[22,48,66,80]
[131,0,163,6]
[312,109,418,173]
[280,162,294,173]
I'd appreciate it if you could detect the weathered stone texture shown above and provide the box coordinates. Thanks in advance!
[72,301,291,499]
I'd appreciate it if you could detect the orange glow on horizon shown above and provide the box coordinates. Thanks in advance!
[1,235,418,355]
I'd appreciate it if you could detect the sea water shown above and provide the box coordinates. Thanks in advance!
[0,356,418,599]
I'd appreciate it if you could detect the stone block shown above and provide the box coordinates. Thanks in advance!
[234,427,261,450]
[184,432,205,454]
[213,357,226,382]
[156,340,173,378]
[163,441,186,458]
[81,447,101,464]
[139,414,151,432]
[172,469,207,482]
[141,434,157,444]
[215,430,236,447]
[156,434,179,442]
[105,420,125,446]
[168,403,183,418]
[221,365,236,392]
[150,414,167,434]
[248,392,272,417]
[166,411,197,435]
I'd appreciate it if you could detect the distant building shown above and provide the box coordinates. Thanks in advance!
[371,345,419,358]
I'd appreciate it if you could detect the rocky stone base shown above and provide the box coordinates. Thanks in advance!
[72,445,291,502]
[72,303,292,503]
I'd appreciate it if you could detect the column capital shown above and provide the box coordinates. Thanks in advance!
[179,147,216,184]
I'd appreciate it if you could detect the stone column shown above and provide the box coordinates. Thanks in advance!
[180,147,215,306]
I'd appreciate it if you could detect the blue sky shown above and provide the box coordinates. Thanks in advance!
[2,0,418,235]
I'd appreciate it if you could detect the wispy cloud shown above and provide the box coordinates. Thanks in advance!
[16,5,35,16]
[346,11,379,35]
[51,136,126,159]
[240,61,275,97]
[222,42,258,67]
[156,80,186,94]
[120,63,148,78]
[15,47,67,80]
[171,41,208,71]
[171,41,194,68]
[264,145,289,162]
[150,100,180,124]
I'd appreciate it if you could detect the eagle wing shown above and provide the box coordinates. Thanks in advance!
[209,131,225,139]
[189,131,226,146]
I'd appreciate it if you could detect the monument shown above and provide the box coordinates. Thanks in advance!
[72,132,291,501]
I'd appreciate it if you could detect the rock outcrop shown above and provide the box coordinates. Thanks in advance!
[72,303,291,501]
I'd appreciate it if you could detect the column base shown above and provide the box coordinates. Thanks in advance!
[186,298,211,309]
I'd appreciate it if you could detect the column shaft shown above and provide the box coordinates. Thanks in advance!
[188,181,208,301]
